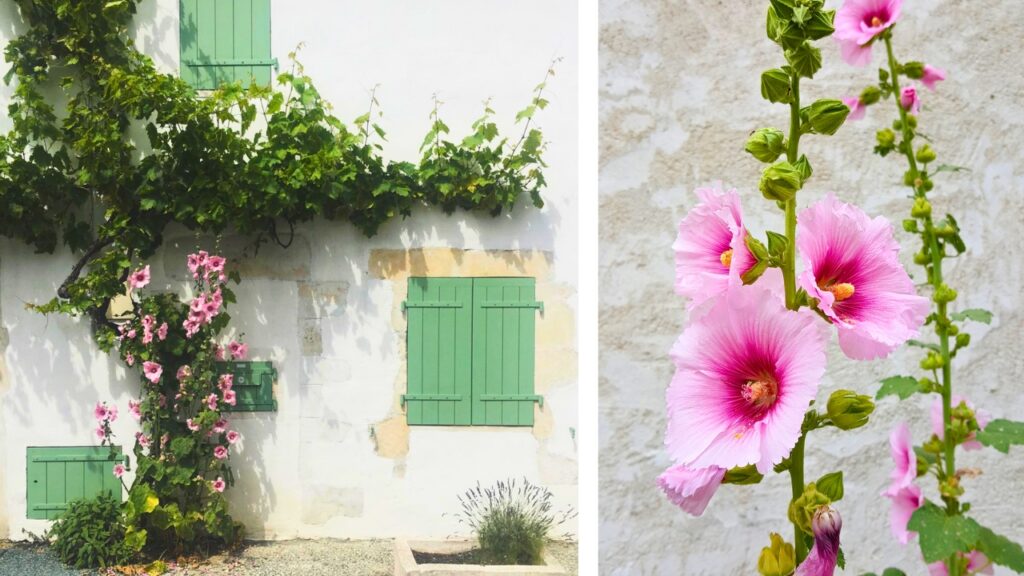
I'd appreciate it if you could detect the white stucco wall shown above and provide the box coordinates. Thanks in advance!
[0,0,578,541]
[600,0,1024,574]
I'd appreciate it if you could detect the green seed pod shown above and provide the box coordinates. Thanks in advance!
[916,144,937,164]
[745,128,787,163]
[826,390,875,430]
[759,161,803,202]
[911,197,932,218]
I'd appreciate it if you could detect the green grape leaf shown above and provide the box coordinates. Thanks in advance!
[877,376,919,400]
[976,419,1024,453]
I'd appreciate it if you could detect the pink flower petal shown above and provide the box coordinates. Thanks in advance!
[657,464,725,516]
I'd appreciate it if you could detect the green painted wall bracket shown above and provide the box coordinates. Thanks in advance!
[479,394,544,408]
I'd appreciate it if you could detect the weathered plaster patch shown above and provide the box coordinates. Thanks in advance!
[301,486,364,524]
[368,248,575,459]
[0,262,7,539]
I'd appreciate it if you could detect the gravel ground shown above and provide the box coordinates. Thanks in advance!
[0,539,578,576]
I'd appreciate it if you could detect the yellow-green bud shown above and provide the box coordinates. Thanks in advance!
[918,377,937,393]
[876,128,896,148]
[759,161,803,202]
[745,128,787,163]
[757,533,796,576]
[806,99,850,136]
[902,219,919,233]
[903,61,925,79]
[913,251,930,265]
[860,85,882,106]
[916,144,937,164]
[761,68,793,104]
[947,324,959,336]
[934,284,958,303]
[788,483,831,536]
[911,197,932,218]
[826,390,875,430]
[956,333,971,349]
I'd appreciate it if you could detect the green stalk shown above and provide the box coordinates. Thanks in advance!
[784,71,808,564]
[883,33,959,576]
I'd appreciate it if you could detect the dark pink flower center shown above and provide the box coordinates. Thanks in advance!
[863,10,889,29]
[813,250,869,322]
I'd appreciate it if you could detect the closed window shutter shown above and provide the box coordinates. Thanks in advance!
[26,447,125,520]
[405,278,473,425]
[180,0,275,90]
[472,278,540,427]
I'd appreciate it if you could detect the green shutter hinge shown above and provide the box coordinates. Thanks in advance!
[480,301,544,313]
[401,393,464,407]
[479,394,544,408]
[183,57,279,69]
[401,301,463,311]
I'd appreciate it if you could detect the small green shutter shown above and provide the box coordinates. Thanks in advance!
[404,278,473,425]
[215,361,277,412]
[179,0,275,90]
[26,446,125,520]
[472,278,540,427]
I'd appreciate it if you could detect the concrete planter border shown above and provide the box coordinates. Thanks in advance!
[393,538,567,576]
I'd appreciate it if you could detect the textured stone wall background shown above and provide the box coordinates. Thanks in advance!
[599,1,1024,574]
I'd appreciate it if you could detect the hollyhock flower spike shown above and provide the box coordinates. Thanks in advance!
[797,194,929,360]
[142,361,163,384]
[657,464,725,516]
[886,483,922,545]
[931,395,991,451]
[796,506,842,576]
[128,265,151,289]
[834,0,903,66]
[900,85,921,113]
[920,65,946,91]
[665,285,827,473]
[843,97,866,121]
[672,185,757,309]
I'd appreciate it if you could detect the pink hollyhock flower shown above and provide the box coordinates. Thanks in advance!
[196,250,209,268]
[187,253,201,275]
[226,430,241,444]
[666,286,826,472]
[95,426,107,440]
[94,402,109,421]
[673,186,759,309]
[187,418,200,432]
[228,341,249,360]
[843,97,866,121]
[920,65,946,91]
[136,432,151,448]
[900,86,920,113]
[190,296,205,313]
[142,361,163,384]
[928,551,993,576]
[213,418,228,434]
[113,464,125,478]
[177,365,192,381]
[183,319,201,338]
[141,315,155,329]
[213,446,228,460]
[223,389,237,406]
[206,394,219,410]
[212,476,226,493]
[886,483,923,545]
[931,395,991,451]
[218,374,233,392]
[797,506,843,576]
[657,464,725,516]
[833,0,902,66]
[128,265,151,289]
[210,289,223,306]
[207,255,226,273]
[128,399,142,421]
[125,353,135,366]
[106,405,118,423]
[214,345,226,360]
[142,327,153,345]
[127,329,137,339]
[157,322,168,341]
[886,423,917,492]
[797,194,929,360]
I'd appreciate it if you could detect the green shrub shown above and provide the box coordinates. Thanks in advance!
[49,493,134,568]
[457,478,575,565]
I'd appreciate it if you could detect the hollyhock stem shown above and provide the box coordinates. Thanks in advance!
[782,74,802,311]
[790,433,807,561]
[883,32,960,576]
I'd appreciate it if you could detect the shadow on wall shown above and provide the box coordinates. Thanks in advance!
[131,0,179,73]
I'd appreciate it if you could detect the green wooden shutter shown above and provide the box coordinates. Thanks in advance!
[472,278,542,426]
[26,446,125,520]
[180,0,275,90]
[404,278,473,425]
[215,361,277,412]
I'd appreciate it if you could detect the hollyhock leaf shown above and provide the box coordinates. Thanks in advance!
[950,308,992,324]
[906,339,941,351]
[976,419,1024,454]
[816,471,844,501]
[932,164,970,175]
[975,525,1024,571]
[907,502,980,562]
[169,437,196,458]
[836,547,845,568]
[877,376,920,400]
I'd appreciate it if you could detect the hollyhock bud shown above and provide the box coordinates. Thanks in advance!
[859,85,882,106]
[125,353,135,366]
[916,144,936,164]
[759,161,803,202]
[826,390,875,430]
[788,484,831,537]
[745,128,787,163]
[805,99,850,135]
[761,68,793,104]
[900,85,921,113]
[902,61,925,79]
[757,533,796,576]
[876,128,896,148]
[796,506,842,576]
